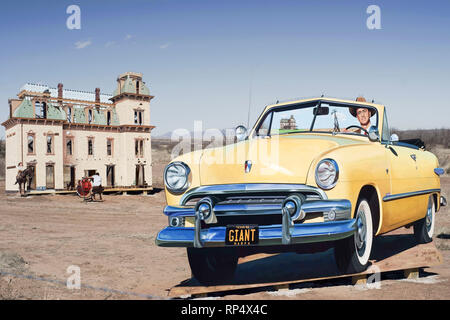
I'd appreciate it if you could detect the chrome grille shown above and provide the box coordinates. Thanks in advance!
[185,193,322,207]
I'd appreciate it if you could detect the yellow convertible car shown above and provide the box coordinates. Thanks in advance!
[156,96,447,284]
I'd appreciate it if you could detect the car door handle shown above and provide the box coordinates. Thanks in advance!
[410,154,416,161]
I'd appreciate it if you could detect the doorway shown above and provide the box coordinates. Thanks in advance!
[106,165,115,188]
[135,164,145,187]
[46,164,55,189]
[64,166,76,190]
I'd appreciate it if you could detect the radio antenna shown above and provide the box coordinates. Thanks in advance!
[247,79,252,128]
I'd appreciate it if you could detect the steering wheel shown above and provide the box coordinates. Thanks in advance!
[345,125,368,135]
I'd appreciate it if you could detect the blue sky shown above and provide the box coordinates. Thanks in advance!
[1,0,449,138]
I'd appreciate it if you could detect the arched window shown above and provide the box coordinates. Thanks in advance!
[35,101,47,119]
[46,134,54,154]
[27,134,35,154]
[88,109,93,124]
[67,107,72,123]
[88,138,94,156]
[66,138,73,156]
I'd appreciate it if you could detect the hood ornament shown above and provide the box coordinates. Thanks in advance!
[245,160,252,173]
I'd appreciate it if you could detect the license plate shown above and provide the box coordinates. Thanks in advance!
[225,225,259,246]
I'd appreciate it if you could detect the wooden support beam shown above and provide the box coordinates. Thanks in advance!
[168,242,443,298]
[404,268,419,279]
[273,284,290,291]
[351,274,367,286]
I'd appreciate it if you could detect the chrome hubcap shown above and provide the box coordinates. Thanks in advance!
[426,199,433,232]
[355,211,367,250]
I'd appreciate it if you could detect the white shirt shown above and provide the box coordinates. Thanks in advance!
[92,174,102,187]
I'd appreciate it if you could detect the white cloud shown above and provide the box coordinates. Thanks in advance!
[105,41,116,48]
[125,34,135,40]
[159,42,171,49]
[74,40,92,49]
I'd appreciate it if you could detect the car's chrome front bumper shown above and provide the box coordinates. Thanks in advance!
[156,219,357,247]
[156,185,355,248]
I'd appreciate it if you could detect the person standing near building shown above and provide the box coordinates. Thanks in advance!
[89,171,104,201]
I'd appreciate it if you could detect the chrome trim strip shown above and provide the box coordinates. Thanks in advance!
[434,168,445,176]
[213,203,281,215]
[302,200,351,217]
[383,189,441,202]
[180,183,327,205]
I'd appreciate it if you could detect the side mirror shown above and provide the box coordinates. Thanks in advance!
[390,133,399,142]
[235,125,248,142]
[368,126,380,142]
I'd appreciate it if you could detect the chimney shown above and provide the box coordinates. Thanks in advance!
[95,88,100,104]
[58,83,63,99]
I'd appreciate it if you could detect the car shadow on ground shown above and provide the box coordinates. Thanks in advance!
[174,232,432,292]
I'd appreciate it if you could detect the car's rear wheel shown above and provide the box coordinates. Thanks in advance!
[187,247,238,285]
[413,195,435,244]
[334,198,374,274]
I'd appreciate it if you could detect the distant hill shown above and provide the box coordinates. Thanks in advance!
[0,139,4,157]
[391,128,450,149]
[392,128,450,175]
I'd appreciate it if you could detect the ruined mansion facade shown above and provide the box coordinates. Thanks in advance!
[2,72,155,193]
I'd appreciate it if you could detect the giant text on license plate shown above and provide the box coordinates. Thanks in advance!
[225,225,259,246]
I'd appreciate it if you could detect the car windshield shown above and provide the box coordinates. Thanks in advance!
[255,102,378,137]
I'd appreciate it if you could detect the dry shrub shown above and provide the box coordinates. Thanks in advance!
[0,157,4,180]
[391,128,450,149]
[0,140,4,180]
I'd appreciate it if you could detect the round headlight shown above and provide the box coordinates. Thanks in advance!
[315,159,339,190]
[164,162,190,193]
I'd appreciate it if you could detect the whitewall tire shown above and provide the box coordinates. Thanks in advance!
[414,195,435,244]
[334,198,374,274]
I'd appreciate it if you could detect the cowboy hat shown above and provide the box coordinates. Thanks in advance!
[349,96,376,117]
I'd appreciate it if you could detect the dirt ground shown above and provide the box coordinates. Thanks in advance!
[0,169,449,299]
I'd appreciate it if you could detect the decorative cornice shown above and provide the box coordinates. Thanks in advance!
[2,117,65,130]
[2,117,156,132]
[110,92,154,103]
[17,91,114,107]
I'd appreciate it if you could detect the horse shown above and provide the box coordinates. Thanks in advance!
[15,167,34,196]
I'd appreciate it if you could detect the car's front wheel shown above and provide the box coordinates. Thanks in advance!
[413,195,435,244]
[187,247,238,285]
[334,198,374,274]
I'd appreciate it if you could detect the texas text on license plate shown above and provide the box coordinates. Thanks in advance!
[225,225,259,246]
